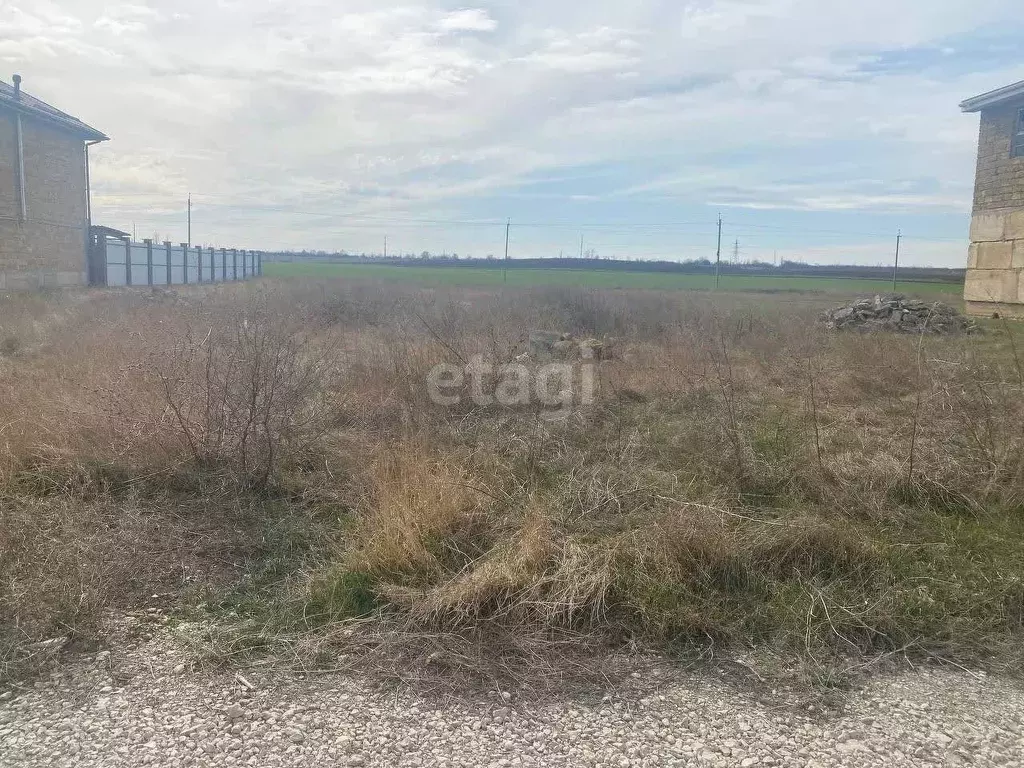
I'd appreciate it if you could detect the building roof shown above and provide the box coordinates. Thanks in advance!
[960,79,1024,113]
[90,225,130,239]
[0,77,107,141]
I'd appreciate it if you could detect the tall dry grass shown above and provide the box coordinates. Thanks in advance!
[1,280,1023,683]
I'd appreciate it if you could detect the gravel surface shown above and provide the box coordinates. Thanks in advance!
[2,617,1023,767]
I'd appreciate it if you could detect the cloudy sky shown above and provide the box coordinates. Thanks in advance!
[4,1,1023,265]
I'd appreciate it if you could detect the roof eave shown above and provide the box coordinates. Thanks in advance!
[1,99,108,141]
[960,81,1024,113]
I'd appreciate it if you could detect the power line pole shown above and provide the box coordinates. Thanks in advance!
[892,229,902,293]
[384,235,387,259]
[503,218,510,283]
[187,193,191,248]
[580,234,584,259]
[714,214,723,290]
[733,239,739,264]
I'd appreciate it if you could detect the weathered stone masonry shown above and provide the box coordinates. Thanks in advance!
[962,84,1024,317]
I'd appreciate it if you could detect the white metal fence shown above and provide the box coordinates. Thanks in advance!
[90,236,262,287]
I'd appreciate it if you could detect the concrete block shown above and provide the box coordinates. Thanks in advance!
[1013,241,1024,270]
[975,241,1014,269]
[964,268,1020,304]
[970,213,1006,242]
[1006,210,1024,240]
[967,244,979,269]
[965,300,1024,319]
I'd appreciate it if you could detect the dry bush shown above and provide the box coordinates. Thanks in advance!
[151,295,338,486]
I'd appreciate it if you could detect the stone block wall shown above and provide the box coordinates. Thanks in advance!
[964,209,1024,316]
[0,110,89,289]
[964,103,1024,317]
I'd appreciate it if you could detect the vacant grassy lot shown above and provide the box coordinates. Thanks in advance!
[1,278,1020,685]
[266,261,963,300]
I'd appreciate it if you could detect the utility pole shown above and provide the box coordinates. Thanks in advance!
[714,214,723,290]
[892,229,902,293]
[733,239,739,264]
[580,234,584,259]
[187,194,191,248]
[384,235,387,259]
[503,218,510,283]
[132,221,136,242]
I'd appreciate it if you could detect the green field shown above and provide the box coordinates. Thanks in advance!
[265,261,963,299]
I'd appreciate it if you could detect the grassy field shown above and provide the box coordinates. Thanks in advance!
[265,261,964,300]
[2,278,1021,688]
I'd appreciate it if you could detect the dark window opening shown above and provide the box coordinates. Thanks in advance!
[1013,108,1024,158]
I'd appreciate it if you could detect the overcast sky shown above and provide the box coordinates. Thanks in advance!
[4,1,1024,266]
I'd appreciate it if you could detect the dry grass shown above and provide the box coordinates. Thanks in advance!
[2,279,1024,685]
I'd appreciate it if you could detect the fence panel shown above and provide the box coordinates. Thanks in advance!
[105,239,128,286]
[151,242,167,286]
[170,245,186,284]
[185,246,199,284]
[129,244,148,286]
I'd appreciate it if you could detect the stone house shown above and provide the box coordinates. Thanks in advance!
[0,74,107,289]
[961,79,1024,316]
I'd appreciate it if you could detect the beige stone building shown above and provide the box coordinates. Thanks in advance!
[0,75,107,289]
[961,80,1024,316]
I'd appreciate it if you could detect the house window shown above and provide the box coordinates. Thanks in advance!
[1014,108,1024,158]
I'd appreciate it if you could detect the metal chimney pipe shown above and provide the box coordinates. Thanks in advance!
[12,73,21,100]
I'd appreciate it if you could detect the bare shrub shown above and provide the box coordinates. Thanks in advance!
[154,296,337,486]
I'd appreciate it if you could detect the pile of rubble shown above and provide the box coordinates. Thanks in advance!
[822,294,977,334]
[522,330,614,361]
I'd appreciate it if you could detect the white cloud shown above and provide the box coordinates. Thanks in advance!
[522,27,642,73]
[436,8,497,33]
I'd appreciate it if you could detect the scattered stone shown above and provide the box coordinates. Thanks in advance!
[822,294,977,334]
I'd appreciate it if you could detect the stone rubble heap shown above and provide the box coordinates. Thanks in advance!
[822,294,977,334]
[523,330,614,361]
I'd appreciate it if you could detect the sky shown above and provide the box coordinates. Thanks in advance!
[3,1,1024,266]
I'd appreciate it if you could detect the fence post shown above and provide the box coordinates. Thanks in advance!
[180,244,189,284]
[164,241,172,284]
[257,251,262,276]
[124,237,132,286]
[232,249,238,280]
[220,248,227,281]
[144,239,153,286]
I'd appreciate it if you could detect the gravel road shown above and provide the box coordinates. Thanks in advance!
[2,617,1023,767]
